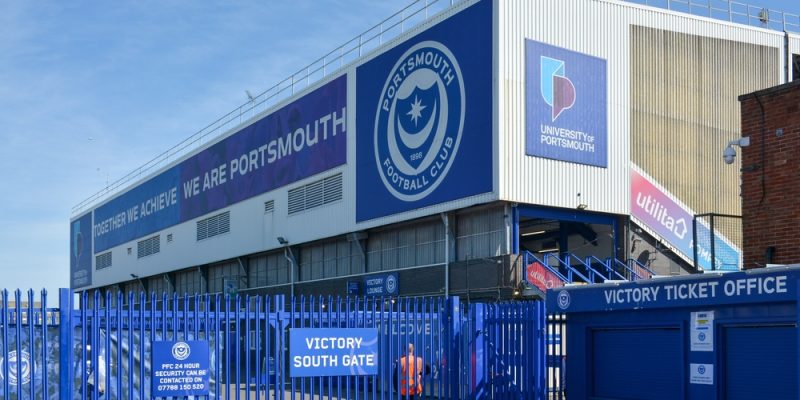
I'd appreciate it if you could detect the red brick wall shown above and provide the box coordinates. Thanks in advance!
[739,82,800,268]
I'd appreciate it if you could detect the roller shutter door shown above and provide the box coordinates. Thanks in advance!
[591,327,682,400]
[723,324,797,400]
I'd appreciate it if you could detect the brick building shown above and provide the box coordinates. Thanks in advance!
[739,80,800,268]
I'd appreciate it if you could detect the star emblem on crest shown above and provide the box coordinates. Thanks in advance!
[406,95,427,126]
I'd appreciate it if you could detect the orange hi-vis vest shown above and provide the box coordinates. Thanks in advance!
[399,355,423,395]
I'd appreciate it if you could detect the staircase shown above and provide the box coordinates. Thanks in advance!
[522,251,656,294]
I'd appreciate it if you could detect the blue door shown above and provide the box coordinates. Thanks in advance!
[722,324,797,400]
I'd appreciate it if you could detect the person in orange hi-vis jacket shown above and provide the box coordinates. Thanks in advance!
[399,343,423,399]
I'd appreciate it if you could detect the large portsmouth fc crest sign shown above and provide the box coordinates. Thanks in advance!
[525,40,607,167]
[356,0,492,221]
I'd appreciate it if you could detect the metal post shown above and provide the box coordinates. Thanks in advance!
[442,213,450,297]
[693,215,699,270]
[710,216,716,271]
[284,246,297,299]
[445,296,461,399]
[58,288,73,400]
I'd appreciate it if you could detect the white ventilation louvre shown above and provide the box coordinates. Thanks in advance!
[288,173,342,215]
[137,236,160,259]
[264,200,274,213]
[96,252,112,269]
[288,186,305,214]
[166,233,173,243]
[323,174,343,202]
[197,211,231,241]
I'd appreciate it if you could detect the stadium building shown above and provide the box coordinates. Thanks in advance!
[70,0,800,301]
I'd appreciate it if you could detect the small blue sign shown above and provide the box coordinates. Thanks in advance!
[152,340,210,397]
[364,273,399,296]
[290,328,378,377]
[525,40,608,167]
[70,212,93,289]
[347,281,360,296]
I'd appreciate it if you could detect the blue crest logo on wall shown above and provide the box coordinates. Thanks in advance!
[374,41,465,202]
[526,40,607,168]
[356,0,492,222]
[70,213,93,289]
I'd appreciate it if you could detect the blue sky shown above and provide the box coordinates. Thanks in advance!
[0,0,798,297]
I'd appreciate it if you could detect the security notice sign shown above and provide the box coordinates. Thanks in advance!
[690,311,714,352]
[152,341,210,397]
[290,328,379,377]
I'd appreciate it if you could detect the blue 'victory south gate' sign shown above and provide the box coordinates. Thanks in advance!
[290,328,379,377]
[90,75,347,253]
[355,0,492,221]
[152,340,210,397]
[525,40,608,167]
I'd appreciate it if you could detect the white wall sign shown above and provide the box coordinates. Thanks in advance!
[690,311,714,352]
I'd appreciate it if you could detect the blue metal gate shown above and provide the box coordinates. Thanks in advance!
[0,289,547,399]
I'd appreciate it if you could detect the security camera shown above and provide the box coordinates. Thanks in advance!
[723,145,736,164]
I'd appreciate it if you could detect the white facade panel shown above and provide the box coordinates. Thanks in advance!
[497,0,786,215]
[498,0,630,214]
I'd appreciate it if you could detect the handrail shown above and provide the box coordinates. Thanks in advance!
[625,0,800,33]
[584,255,627,281]
[542,253,591,284]
[523,251,569,284]
[612,258,647,281]
[627,258,656,280]
[70,0,466,216]
[566,253,608,283]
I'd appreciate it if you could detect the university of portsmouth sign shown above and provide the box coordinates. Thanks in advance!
[525,40,608,167]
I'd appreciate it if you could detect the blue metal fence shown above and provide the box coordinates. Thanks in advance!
[0,289,549,399]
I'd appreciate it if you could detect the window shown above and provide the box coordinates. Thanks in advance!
[248,252,289,287]
[288,173,343,214]
[206,261,242,293]
[197,211,231,241]
[96,252,112,269]
[793,54,799,81]
[264,200,274,213]
[137,236,160,258]
[175,269,203,295]
[298,239,363,281]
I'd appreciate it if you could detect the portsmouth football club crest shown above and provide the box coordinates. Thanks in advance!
[374,41,465,202]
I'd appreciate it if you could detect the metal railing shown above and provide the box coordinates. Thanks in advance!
[523,251,657,286]
[624,0,800,33]
[71,0,465,216]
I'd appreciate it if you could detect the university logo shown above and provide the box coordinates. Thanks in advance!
[374,41,465,202]
[540,56,575,121]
